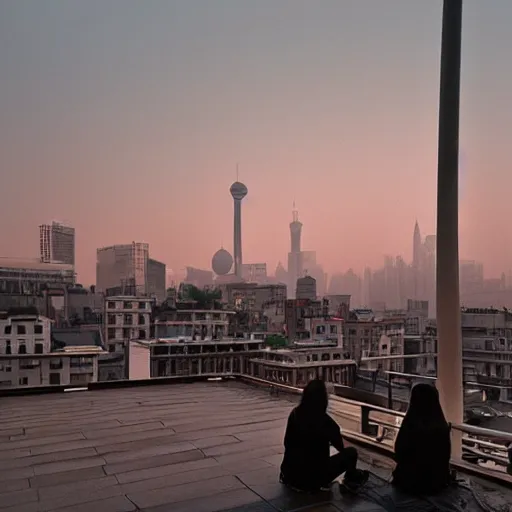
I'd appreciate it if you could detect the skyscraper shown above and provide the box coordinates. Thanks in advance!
[290,205,302,253]
[287,204,303,299]
[412,220,423,299]
[96,242,149,295]
[39,222,75,266]
[230,181,248,278]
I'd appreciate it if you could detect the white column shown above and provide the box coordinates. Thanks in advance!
[436,0,464,458]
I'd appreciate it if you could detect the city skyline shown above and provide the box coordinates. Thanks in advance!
[2,1,512,284]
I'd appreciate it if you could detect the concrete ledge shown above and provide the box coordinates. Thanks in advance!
[88,373,238,390]
[0,384,77,397]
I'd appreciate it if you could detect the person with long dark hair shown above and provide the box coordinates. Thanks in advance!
[280,379,368,492]
[392,383,452,495]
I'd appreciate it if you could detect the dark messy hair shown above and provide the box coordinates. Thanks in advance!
[299,379,328,415]
[404,383,448,428]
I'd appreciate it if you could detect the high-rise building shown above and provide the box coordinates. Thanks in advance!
[230,182,248,278]
[147,258,166,303]
[40,222,75,266]
[287,205,303,298]
[412,220,423,299]
[184,267,214,289]
[96,242,149,295]
[328,270,362,307]
[290,205,302,254]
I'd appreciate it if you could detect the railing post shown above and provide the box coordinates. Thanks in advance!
[436,0,464,459]
[387,372,393,410]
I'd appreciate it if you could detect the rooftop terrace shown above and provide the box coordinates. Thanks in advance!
[0,380,510,512]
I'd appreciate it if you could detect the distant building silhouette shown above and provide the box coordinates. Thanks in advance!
[40,222,75,266]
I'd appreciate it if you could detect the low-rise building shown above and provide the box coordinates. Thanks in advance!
[104,296,153,352]
[344,310,405,370]
[148,337,356,388]
[153,302,234,341]
[285,298,327,341]
[0,311,101,387]
[309,317,344,347]
[220,283,286,334]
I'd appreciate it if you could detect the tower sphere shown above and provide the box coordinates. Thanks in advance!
[212,248,233,275]
[230,182,248,200]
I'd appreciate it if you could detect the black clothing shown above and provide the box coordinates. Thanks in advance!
[280,406,357,491]
[392,420,452,495]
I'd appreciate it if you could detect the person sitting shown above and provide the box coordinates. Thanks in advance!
[392,383,452,495]
[280,379,369,492]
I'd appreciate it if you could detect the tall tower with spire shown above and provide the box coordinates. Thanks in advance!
[230,180,248,278]
[287,203,303,298]
[413,220,422,269]
[289,202,302,253]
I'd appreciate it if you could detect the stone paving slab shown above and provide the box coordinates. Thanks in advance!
[0,381,510,511]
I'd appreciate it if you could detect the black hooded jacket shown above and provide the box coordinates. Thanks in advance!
[392,419,452,495]
[280,406,344,489]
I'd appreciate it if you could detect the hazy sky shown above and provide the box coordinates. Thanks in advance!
[1,0,511,285]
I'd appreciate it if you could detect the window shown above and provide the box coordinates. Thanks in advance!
[123,328,131,339]
[108,344,115,353]
[17,325,26,335]
[34,325,43,334]
[19,377,28,386]
[124,314,133,325]
[330,325,338,334]
[34,343,44,354]
[139,329,146,340]
[107,301,116,309]
[6,341,11,355]
[108,314,116,325]
[20,360,40,370]
[49,373,60,385]
[138,301,146,309]
[4,325,11,335]
[138,314,146,325]
[107,328,116,340]
[18,343,27,355]
[124,301,132,309]
[0,364,12,372]
[50,359,63,370]
[70,357,93,368]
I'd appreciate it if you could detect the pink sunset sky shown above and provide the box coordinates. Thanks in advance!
[1,0,511,285]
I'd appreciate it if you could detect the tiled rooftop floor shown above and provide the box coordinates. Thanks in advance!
[0,380,510,512]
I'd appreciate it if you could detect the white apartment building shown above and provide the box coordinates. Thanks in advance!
[104,296,153,352]
[40,222,75,266]
[0,313,100,387]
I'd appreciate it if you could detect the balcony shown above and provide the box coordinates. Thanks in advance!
[0,378,510,511]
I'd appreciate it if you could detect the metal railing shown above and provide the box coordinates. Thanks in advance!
[239,375,512,483]
[327,392,512,481]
